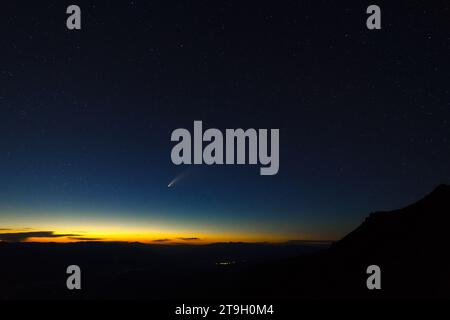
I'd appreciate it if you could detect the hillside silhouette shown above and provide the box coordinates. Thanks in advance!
[1,185,449,300]
[240,184,450,299]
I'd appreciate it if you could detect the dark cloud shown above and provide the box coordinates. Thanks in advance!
[153,239,171,242]
[177,237,199,241]
[0,231,79,242]
[68,237,104,241]
[285,240,333,245]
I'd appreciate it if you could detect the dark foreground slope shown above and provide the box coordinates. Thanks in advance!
[0,240,326,300]
[240,184,450,299]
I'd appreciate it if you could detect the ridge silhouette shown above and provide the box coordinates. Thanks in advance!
[248,184,450,299]
[331,184,450,254]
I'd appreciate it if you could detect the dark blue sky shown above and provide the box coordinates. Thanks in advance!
[0,1,449,242]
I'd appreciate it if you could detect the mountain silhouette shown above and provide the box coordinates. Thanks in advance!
[323,184,450,298]
[332,184,450,255]
[243,184,450,299]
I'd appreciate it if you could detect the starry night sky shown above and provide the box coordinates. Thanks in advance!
[0,1,449,243]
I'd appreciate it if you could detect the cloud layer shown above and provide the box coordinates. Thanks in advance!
[0,231,79,242]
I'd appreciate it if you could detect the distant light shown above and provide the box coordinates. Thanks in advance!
[216,261,236,266]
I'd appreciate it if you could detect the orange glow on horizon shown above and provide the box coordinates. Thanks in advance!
[0,225,327,244]
[0,210,336,244]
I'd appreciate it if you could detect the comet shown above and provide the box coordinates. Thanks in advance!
[168,173,185,188]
